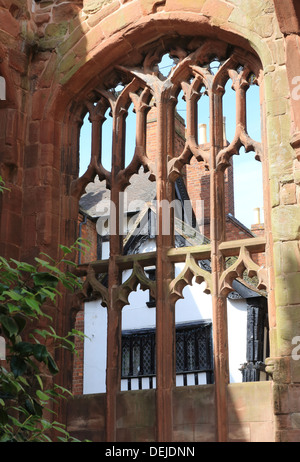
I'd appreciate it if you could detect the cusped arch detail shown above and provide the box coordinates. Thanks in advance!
[219,246,268,297]
[169,253,212,304]
[114,262,156,310]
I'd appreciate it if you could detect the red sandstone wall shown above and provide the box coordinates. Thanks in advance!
[67,382,274,442]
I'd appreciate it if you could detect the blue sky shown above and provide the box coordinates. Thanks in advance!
[79,56,263,229]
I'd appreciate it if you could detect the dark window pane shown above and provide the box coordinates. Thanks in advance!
[121,323,213,379]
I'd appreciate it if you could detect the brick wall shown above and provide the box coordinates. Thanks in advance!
[73,214,98,395]
[78,213,98,264]
[146,105,186,161]
[73,309,84,395]
[146,107,239,240]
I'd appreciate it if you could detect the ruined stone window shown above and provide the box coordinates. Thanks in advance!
[75,38,268,440]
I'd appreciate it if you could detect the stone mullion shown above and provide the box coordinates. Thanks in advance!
[135,91,151,168]
[166,95,177,159]
[90,113,103,167]
[209,88,229,443]
[105,106,125,442]
[155,92,176,442]
[185,81,198,147]
[259,79,276,335]
[235,82,247,131]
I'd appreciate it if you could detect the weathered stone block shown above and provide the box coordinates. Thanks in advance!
[280,182,297,205]
[87,1,119,27]
[52,3,81,23]
[58,51,77,74]
[228,423,250,442]
[192,423,215,442]
[116,389,156,429]
[290,356,300,383]
[266,97,289,118]
[227,382,273,423]
[0,9,19,38]
[202,0,233,22]
[66,393,106,442]
[250,421,275,442]
[252,14,273,38]
[275,273,300,307]
[273,0,300,34]
[270,177,280,208]
[173,385,215,425]
[273,241,300,291]
[57,21,90,57]
[83,0,115,14]
[100,1,142,37]
[44,22,69,39]
[276,305,300,355]
[165,0,206,13]
[265,66,290,101]
[31,89,51,120]
[283,241,300,273]
[271,205,300,242]
[273,382,289,413]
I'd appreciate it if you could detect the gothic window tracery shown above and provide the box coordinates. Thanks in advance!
[75,38,269,440]
[77,38,267,307]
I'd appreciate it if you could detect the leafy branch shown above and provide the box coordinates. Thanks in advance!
[0,175,9,194]
[0,238,90,442]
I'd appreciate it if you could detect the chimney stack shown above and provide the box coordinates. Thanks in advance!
[199,123,207,144]
[253,207,261,224]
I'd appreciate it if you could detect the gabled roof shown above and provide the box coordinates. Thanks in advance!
[122,201,209,255]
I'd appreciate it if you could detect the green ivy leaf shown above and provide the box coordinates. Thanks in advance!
[46,354,59,375]
[36,390,50,402]
[32,344,48,362]
[10,260,36,273]
[0,314,19,336]
[3,290,23,301]
[13,341,34,356]
[24,398,36,415]
[13,315,27,334]
[59,245,72,255]
[10,356,27,377]
[25,398,43,417]
[0,408,8,425]
[32,272,59,288]
[24,298,41,313]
